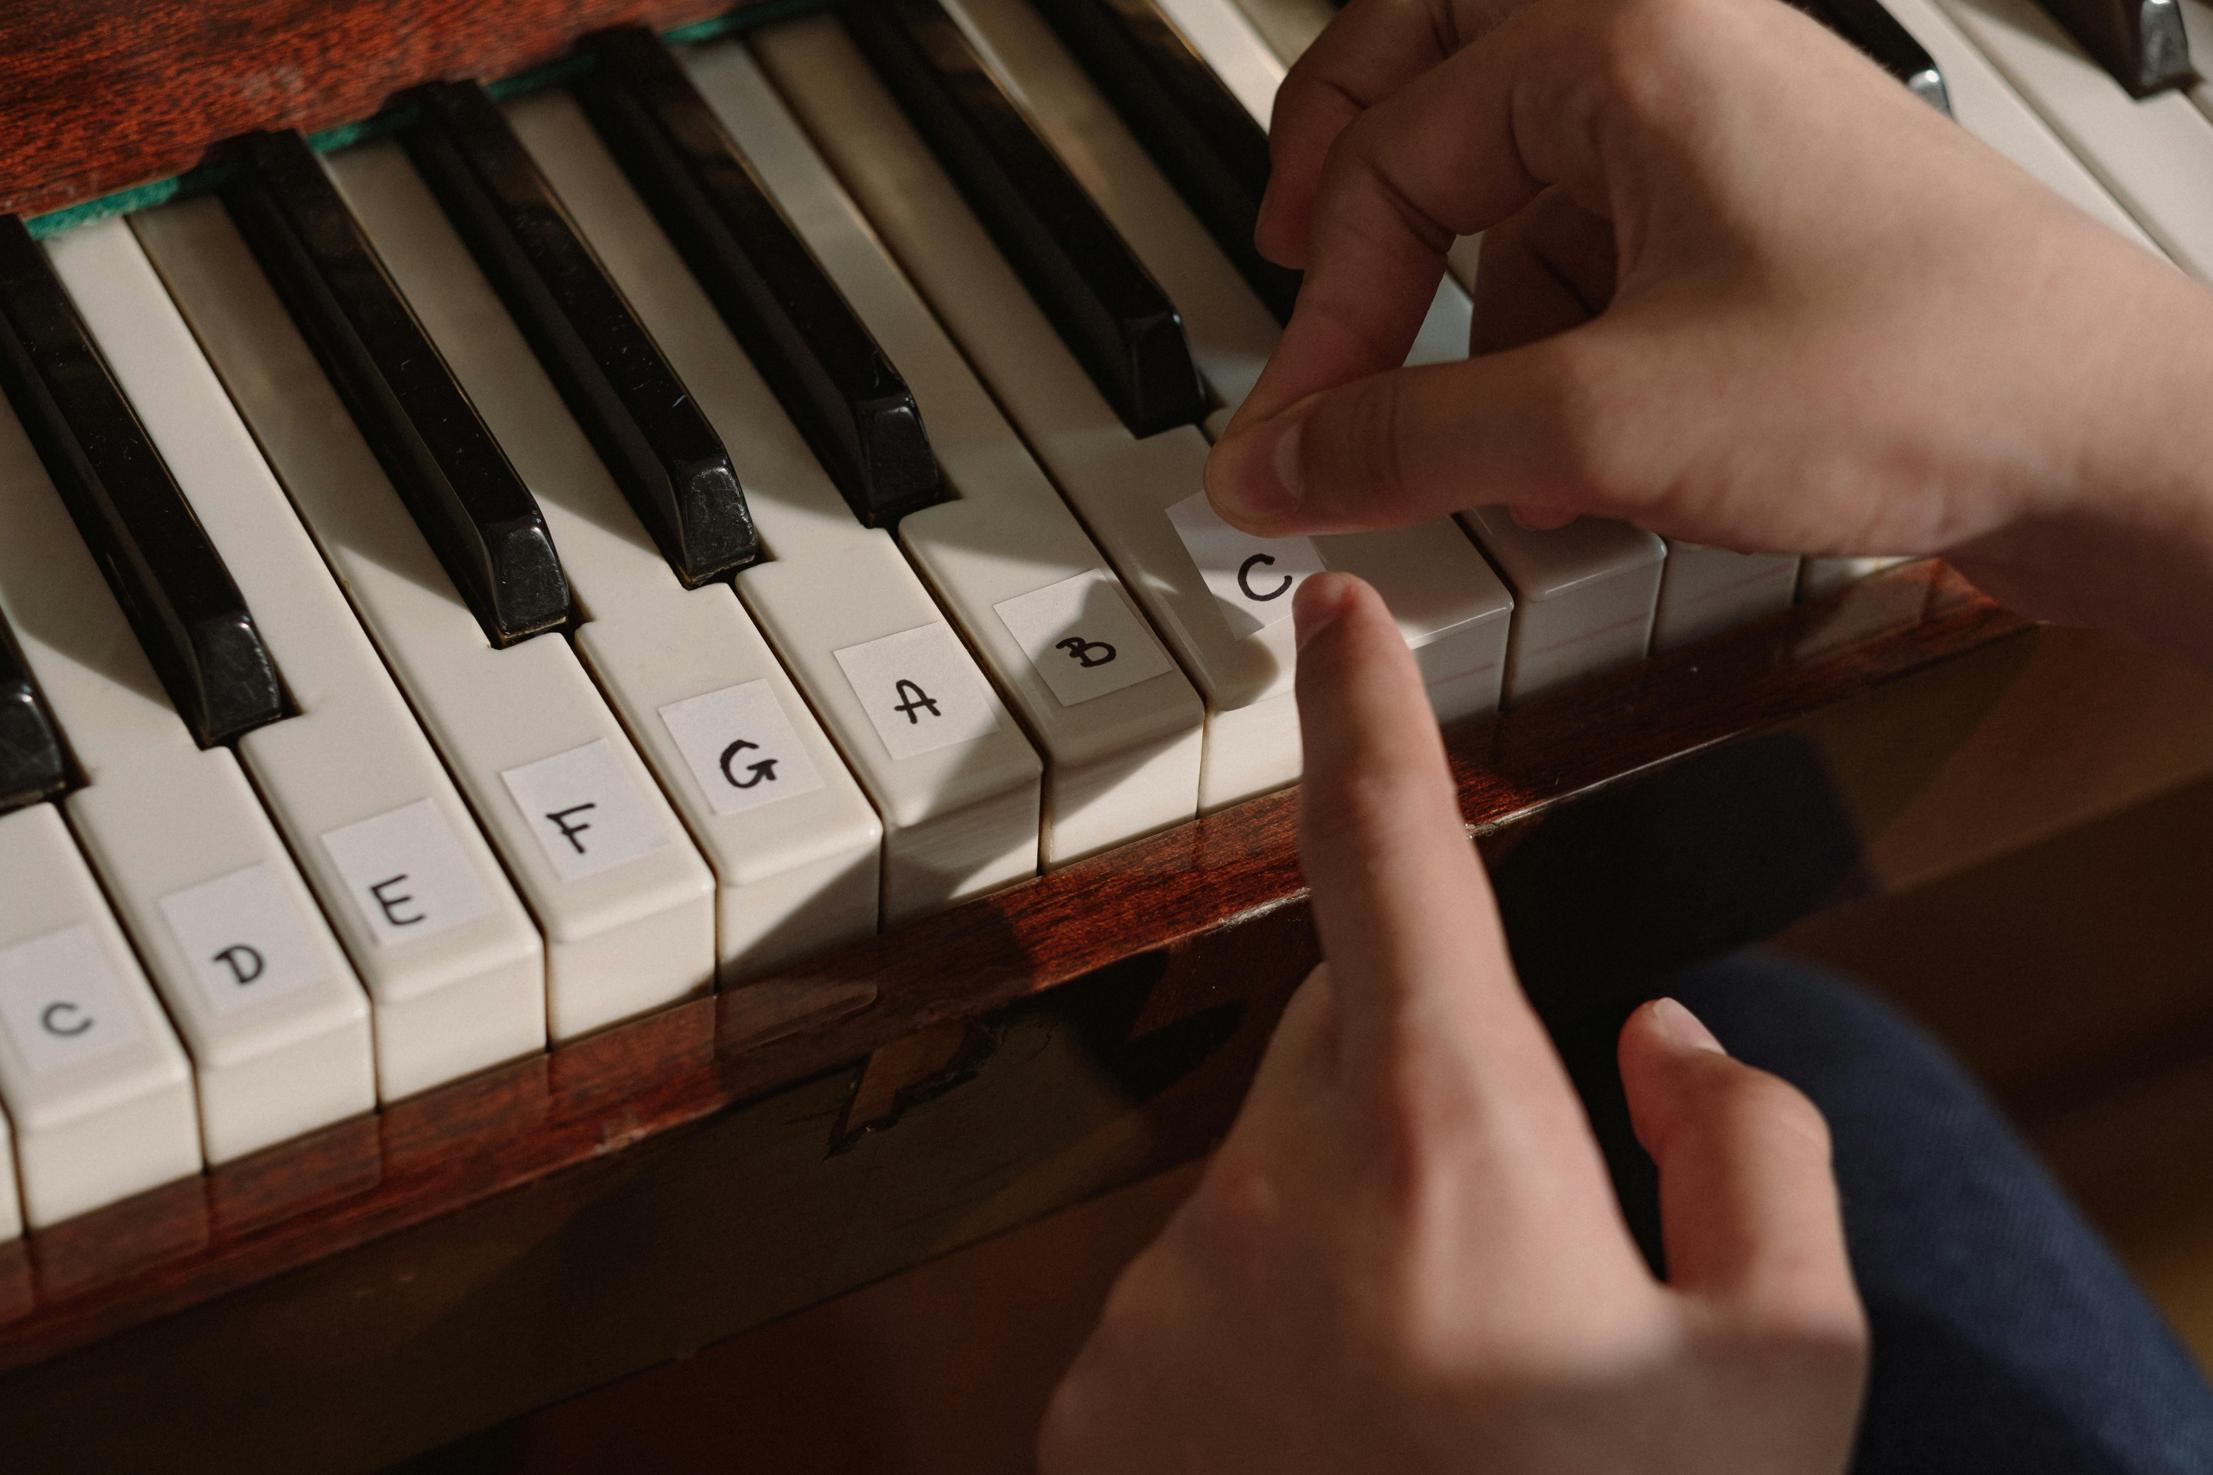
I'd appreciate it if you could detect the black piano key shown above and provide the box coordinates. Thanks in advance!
[848,0,1207,436]
[2032,0,2190,98]
[0,608,69,812]
[1791,0,1950,113]
[575,26,945,526]
[402,81,760,586]
[1027,0,1300,321]
[217,130,572,646]
[0,217,286,750]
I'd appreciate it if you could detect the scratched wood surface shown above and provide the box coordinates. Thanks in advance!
[0,0,765,220]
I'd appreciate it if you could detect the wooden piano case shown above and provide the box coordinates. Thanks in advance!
[5,4,2213,1468]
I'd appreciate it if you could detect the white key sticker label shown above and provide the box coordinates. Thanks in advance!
[834,624,1002,761]
[995,571,1175,707]
[1166,492,1327,636]
[320,798,496,947]
[659,679,826,817]
[501,739,672,882]
[0,924,143,1076]
[159,864,328,1015]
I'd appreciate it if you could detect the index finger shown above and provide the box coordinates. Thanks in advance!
[1291,573,1554,1078]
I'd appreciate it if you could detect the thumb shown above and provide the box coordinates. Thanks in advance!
[1617,997,1862,1330]
[1203,325,1651,537]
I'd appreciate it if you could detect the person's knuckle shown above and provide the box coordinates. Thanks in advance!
[1340,110,1455,252]
[1271,65,1329,143]
[1328,101,1390,173]
[1361,1044,1499,1218]
[1579,0,1721,120]
[1187,1150,1286,1249]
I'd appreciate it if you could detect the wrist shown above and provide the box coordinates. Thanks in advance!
[1972,254,2213,663]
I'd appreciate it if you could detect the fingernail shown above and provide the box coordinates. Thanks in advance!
[1208,415,1305,525]
[1648,997,1726,1055]
[1293,571,1358,651]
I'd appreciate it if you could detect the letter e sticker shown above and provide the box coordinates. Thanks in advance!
[320,798,495,946]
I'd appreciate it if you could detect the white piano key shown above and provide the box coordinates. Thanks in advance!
[1141,0,1471,365]
[2185,0,2213,130]
[758,19,1512,811]
[1153,0,1280,122]
[502,92,1044,916]
[1650,541,1801,652]
[656,681,826,816]
[0,1103,17,1242]
[945,0,1278,409]
[665,49,1207,866]
[48,220,546,1101]
[0,397,372,1164]
[321,136,883,977]
[1219,0,1334,66]
[1879,0,2159,247]
[1459,509,1664,703]
[589,610,884,973]
[1800,554,1916,600]
[1446,236,1485,299]
[1926,0,2213,276]
[133,197,716,1041]
[1165,491,1326,633]
[992,572,1180,705]
[743,541,1043,921]
[0,805,198,1227]
[1793,555,1935,655]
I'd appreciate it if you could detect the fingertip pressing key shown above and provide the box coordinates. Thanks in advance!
[1291,568,1363,651]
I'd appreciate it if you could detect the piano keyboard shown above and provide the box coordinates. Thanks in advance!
[0,0,2198,1240]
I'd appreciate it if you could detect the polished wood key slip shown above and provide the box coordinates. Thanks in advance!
[2,3,2213,1471]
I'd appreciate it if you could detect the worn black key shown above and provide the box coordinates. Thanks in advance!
[0,217,285,749]
[218,130,571,645]
[576,25,944,525]
[2032,0,2190,97]
[849,0,1206,435]
[1792,0,1950,113]
[0,608,68,812]
[402,81,759,585]
[1027,0,1299,321]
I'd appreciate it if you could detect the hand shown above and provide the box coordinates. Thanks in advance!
[1038,573,1868,1475]
[1204,0,2213,657]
